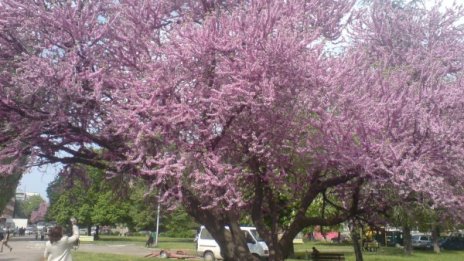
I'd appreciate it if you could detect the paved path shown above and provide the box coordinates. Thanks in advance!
[0,236,43,261]
[0,235,182,260]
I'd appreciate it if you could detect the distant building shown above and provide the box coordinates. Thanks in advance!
[15,192,26,201]
[15,191,40,201]
[1,190,41,220]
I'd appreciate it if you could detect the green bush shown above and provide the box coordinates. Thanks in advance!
[160,229,197,238]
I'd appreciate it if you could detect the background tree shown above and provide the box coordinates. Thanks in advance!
[48,165,198,237]
[124,181,158,232]
[30,202,48,224]
[91,190,132,235]
[47,165,130,235]
[14,195,45,220]
[0,154,26,212]
[161,208,199,238]
[385,196,456,254]
[0,172,21,213]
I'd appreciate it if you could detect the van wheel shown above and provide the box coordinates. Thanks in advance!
[159,250,168,258]
[204,251,215,261]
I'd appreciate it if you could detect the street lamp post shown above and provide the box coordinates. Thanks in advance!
[155,192,161,247]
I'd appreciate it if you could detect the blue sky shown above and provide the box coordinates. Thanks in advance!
[18,164,61,202]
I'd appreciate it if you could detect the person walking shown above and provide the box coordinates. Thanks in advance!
[0,229,13,252]
[43,218,79,261]
[40,227,46,241]
[145,232,154,248]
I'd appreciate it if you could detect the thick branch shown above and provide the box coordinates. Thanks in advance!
[39,153,109,170]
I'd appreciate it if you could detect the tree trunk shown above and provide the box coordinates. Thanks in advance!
[266,229,289,261]
[431,223,440,254]
[182,188,259,261]
[267,241,285,261]
[94,225,100,240]
[206,222,260,261]
[351,225,363,261]
[278,226,307,260]
[403,225,412,255]
[287,243,295,258]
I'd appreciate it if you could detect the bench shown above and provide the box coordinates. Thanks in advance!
[363,241,379,252]
[305,251,345,261]
[79,235,94,242]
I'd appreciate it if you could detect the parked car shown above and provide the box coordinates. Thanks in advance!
[440,235,464,250]
[411,235,433,249]
[25,226,36,235]
[196,226,269,261]
[79,228,88,235]
[36,221,46,232]
[78,226,97,236]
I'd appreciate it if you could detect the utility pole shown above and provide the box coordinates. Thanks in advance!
[155,192,161,246]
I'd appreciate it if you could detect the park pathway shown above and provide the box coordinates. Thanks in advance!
[0,235,166,260]
[0,235,43,261]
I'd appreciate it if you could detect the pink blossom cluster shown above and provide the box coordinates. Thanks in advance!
[30,202,48,224]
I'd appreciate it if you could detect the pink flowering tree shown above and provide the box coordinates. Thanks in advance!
[30,201,48,224]
[341,2,464,258]
[343,0,464,215]
[1,1,464,260]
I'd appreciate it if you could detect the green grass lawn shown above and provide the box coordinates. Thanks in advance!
[74,249,464,261]
[90,235,197,250]
[74,252,167,261]
[356,251,464,261]
[290,241,464,261]
[77,236,464,261]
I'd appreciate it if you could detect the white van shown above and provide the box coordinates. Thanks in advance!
[196,226,269,261]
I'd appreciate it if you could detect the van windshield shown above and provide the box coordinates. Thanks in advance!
[200,227,265,242]
[250,229,264,242]
[200,229,214,240]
